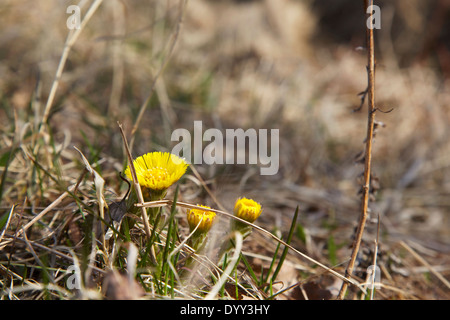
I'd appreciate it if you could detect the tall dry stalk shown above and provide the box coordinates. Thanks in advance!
[129,0,188,153]
[337,0,377,299]
[40,0,103,132]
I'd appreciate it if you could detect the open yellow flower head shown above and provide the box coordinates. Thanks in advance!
[125,152,188,191]
[233,197,262,223]
[187,205,216,234]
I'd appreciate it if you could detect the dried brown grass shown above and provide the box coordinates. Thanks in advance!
[0,0,449,300]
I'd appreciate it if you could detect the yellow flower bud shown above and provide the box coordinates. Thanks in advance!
[233,197,262,223]
[187,205,216,234]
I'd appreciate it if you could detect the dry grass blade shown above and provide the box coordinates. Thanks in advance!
[400,241,450,291]
[136,200,363,290]
[129,0,188,152]
[361,214,381,300]
[117,122,157,263]
[189,164,226,211]
[40,0,103,130]
[2,233,106,276]
[117,122,152,239]
[14,185,75,239]
[74,146,108,252]
[20,227,54,284]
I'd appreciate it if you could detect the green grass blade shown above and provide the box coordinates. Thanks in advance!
[0,147,18,206]
[327,234,337,266]
[270,205,299,284]
[239,252,258,284]
[263,242,281,287]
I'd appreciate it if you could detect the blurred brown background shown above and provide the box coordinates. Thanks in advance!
[0,0,449,299]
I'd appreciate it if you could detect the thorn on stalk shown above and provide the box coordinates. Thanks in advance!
[353,88,368,113]
[352,62,378,113]
[373,106,394,114]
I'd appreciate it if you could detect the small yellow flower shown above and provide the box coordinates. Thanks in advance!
[233,197,262,223]
[187,205,216,234]
[125,152,188,191]
[217,197,262,266]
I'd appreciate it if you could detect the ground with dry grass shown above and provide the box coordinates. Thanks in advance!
[0,0,449,300]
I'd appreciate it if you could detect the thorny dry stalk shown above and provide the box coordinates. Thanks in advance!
[337,0,377,300]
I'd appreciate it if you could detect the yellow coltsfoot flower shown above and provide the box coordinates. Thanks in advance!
[124,152,188,223]
[233,197,262,223]
[125,152,188,192]
[217,197,262,268]
[181,206,216,279]
[186,205,216,251]
[187,205,216,235]
[231,197,262,239]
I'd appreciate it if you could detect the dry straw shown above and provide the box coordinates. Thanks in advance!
[136,199,363,290]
